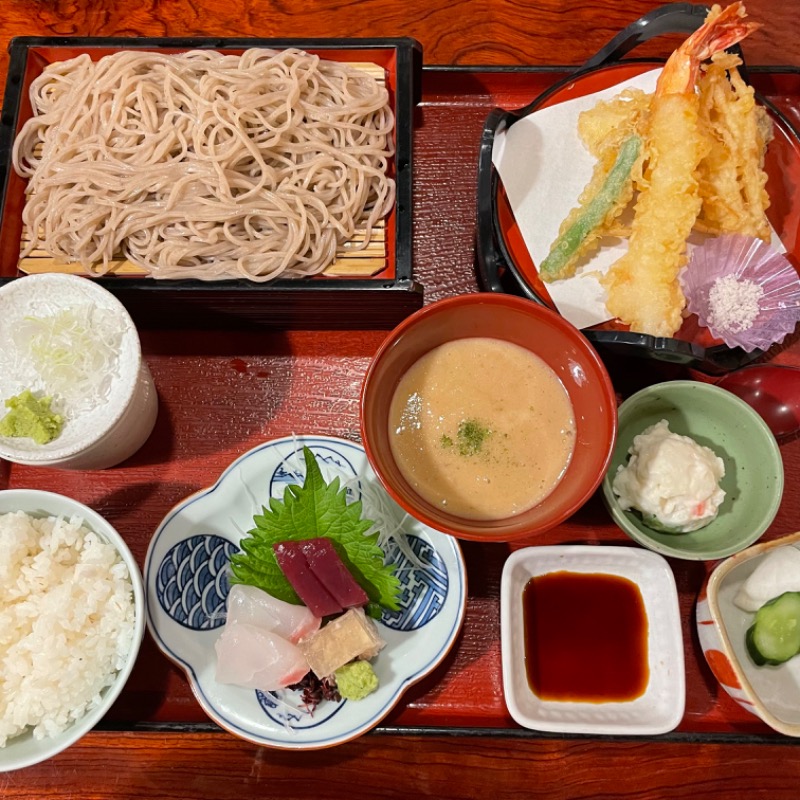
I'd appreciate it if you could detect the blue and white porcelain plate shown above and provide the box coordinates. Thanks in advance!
[145,435,467,749]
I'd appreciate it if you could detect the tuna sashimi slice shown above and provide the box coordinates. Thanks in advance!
[273,542,343,617]
[225,584,322,643]
[215,621,309,691]
[301,538,369,609]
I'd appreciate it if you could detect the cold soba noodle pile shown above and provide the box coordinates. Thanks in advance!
[12,49,395,280]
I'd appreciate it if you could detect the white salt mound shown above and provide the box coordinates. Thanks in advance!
[0,511,135,746]
[708,275,764,334]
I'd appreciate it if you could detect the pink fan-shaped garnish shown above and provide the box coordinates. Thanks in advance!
[680,235,800,352]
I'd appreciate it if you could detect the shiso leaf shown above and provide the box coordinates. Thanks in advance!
[229,446,401,617]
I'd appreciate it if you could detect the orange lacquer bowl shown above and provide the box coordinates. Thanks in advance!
[360,293,617,542]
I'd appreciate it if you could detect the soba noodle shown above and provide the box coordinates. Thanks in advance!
[12,49,395,281]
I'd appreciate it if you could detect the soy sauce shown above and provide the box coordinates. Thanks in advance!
[523,571,649,703]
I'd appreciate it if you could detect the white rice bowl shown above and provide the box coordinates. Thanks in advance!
[0,489,144,772]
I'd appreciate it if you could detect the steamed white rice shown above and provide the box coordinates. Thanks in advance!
[0,510,135,745]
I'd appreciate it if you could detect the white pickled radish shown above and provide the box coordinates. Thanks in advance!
[734,546,800,612]
[214,622,310,691]
[225,584,321,643]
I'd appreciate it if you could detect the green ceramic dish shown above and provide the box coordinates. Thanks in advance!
[602,381,784,561]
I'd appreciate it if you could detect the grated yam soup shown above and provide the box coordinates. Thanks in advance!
[388,337,576,520]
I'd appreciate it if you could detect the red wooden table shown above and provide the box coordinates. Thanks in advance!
[2,1,800,797]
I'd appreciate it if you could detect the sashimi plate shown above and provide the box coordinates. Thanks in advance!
[145,435,467,749]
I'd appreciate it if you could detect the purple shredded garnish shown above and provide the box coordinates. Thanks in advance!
[288,672,341,713]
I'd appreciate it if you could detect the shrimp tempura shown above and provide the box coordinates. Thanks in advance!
[602,3,760,337]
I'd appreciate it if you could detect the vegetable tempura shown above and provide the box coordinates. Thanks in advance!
[696,51,773,241]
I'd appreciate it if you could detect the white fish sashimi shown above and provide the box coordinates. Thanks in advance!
[225,584,321,643]
[734,546,800,612]
[214,621,310,691]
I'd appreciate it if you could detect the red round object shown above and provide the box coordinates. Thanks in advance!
[716,364,800,439]
[360,293,618,542]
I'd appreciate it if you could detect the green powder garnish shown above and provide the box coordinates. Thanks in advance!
[456,419,491,456]
[439,419,492,456]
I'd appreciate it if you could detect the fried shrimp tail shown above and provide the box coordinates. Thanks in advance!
[655,2,760,95]
[602,2,759,337]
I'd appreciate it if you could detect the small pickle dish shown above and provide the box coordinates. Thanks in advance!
[698,530,800,737]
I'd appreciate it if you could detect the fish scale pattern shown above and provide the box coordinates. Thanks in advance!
[156,534,239,630]
[381,535,448,631]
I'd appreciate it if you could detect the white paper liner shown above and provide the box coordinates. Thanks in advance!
[492,69,787,336]
[680,234,800,352]
[492,70,660,329]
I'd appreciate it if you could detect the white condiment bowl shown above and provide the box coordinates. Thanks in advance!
[0,488,145,772]
[0,274,158,469]
[501,545,685,736]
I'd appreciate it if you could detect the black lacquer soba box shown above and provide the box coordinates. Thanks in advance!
[0,37,423,329]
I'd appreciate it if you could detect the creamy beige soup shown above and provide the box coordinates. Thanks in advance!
[389,337,576,520]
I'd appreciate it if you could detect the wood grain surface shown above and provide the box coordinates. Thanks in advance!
[2,0,800,797]
[1,0,798,83]
[3,731,800,800]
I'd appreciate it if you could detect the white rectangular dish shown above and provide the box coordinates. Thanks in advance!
[500,544,685,735]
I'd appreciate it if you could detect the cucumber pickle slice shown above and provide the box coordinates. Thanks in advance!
[746,591,800,666]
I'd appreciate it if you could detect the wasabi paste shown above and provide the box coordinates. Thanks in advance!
[334,660,379,701]
[0,390,64,444]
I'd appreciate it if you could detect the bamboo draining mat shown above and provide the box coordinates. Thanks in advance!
[17,61,389,279]
[19,222,387,278]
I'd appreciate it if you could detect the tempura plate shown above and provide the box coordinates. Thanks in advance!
[477,1,800,372]
[481,61,800,373]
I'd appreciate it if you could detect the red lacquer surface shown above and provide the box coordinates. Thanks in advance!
[2,69,800,739]
[2,0,800,791]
